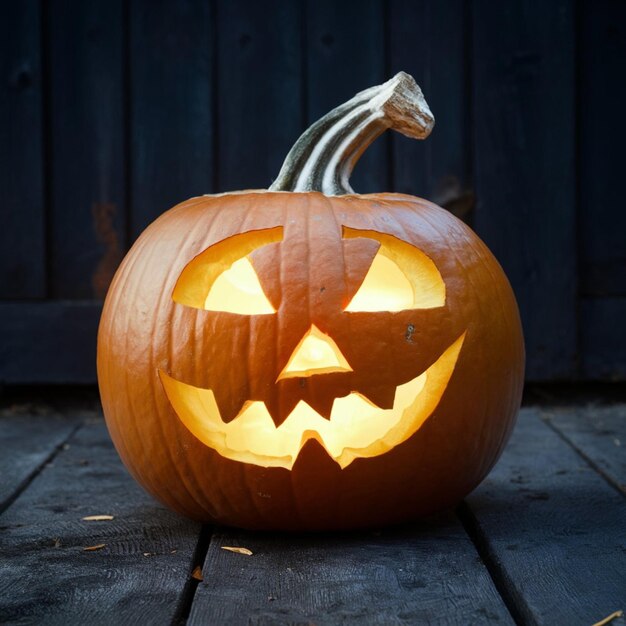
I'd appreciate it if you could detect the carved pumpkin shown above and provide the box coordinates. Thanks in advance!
[98,73,524,530]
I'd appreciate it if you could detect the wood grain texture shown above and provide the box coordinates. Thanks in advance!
[581,297,626,380]
[579,0,626,296]
[130,0,214,239]
[1,404,625,623]
[0,413,80,514]
[471,1,577,380]
[0,302,100,384]
[216,0,302,191]
[306,0,387,194]
[0,0,45,298]
[189,517,513,625]
[544,404,626,494]
[48,0,126,300]
[389,0,472,222]
[0,420,202,625]
[1,3,624,382]
[464,408,626,625]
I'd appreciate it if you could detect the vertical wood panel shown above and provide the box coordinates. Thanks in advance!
[581,297,626,380]
[0,0,45,298]
[216,1,302,191]
[130,0,214,239]
[2,2,624,384]
[472,1,577,380]
[306,0,387,194]
[0,302,100,384]
[49,0,126,300]
[389,0,471,221]
[579,0,626,296]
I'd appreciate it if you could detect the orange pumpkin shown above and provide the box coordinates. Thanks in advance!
[97,73,524,530]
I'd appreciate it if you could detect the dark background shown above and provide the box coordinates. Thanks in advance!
[1,0,625,386]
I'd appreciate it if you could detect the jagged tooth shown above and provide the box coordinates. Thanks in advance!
[356,385,394,410]
[329,391,384,428]
[330,390,376,414]
[303,394,335,420]
[234,400,277,429]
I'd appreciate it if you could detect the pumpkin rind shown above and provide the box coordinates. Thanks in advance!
[98,73,524,530]
[98,191,524,530]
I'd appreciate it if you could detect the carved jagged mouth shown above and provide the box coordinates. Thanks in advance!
[160,333,465,470]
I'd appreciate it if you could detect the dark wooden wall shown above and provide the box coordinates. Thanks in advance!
[1,0,624,384]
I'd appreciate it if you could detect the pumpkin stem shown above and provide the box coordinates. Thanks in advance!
[269,71,434,195]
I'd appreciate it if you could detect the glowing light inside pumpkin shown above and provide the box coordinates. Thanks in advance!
[205,257,274,314]
[345,252,414,312]
[160,332,465,469]
[343,227,446,312]
[172,226,282,314]
[277,325,353,381]
[166,225,464,469]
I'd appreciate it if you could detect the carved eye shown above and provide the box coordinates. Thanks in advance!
[343,227,446,312]
[173,227,282,315]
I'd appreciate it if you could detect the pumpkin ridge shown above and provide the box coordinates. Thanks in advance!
[97,73,524,529]
[152,214,210,511]
[102,233,161,499]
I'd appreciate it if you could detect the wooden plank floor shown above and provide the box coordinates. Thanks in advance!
[0,404,624,626]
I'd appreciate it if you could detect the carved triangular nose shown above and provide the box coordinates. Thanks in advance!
[276,325,353,381]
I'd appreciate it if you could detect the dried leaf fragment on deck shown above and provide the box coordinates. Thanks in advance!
[191,566,203,581]
[83,544,106,552]
[592,610,623,626]
[221,546,253,556]
[82,515,114,521]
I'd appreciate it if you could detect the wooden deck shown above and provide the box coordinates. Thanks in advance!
[0,403,624,625]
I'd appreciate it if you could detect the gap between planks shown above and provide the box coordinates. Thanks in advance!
[540,409,626,498]
[457,501,533,626]
[0,419,83,516]
[459,405,626,626]
[171,524,213,625]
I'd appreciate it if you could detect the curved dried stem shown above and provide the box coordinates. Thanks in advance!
[270,72,434,195]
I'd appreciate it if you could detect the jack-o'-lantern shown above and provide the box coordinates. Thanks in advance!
[98,73,524,530]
